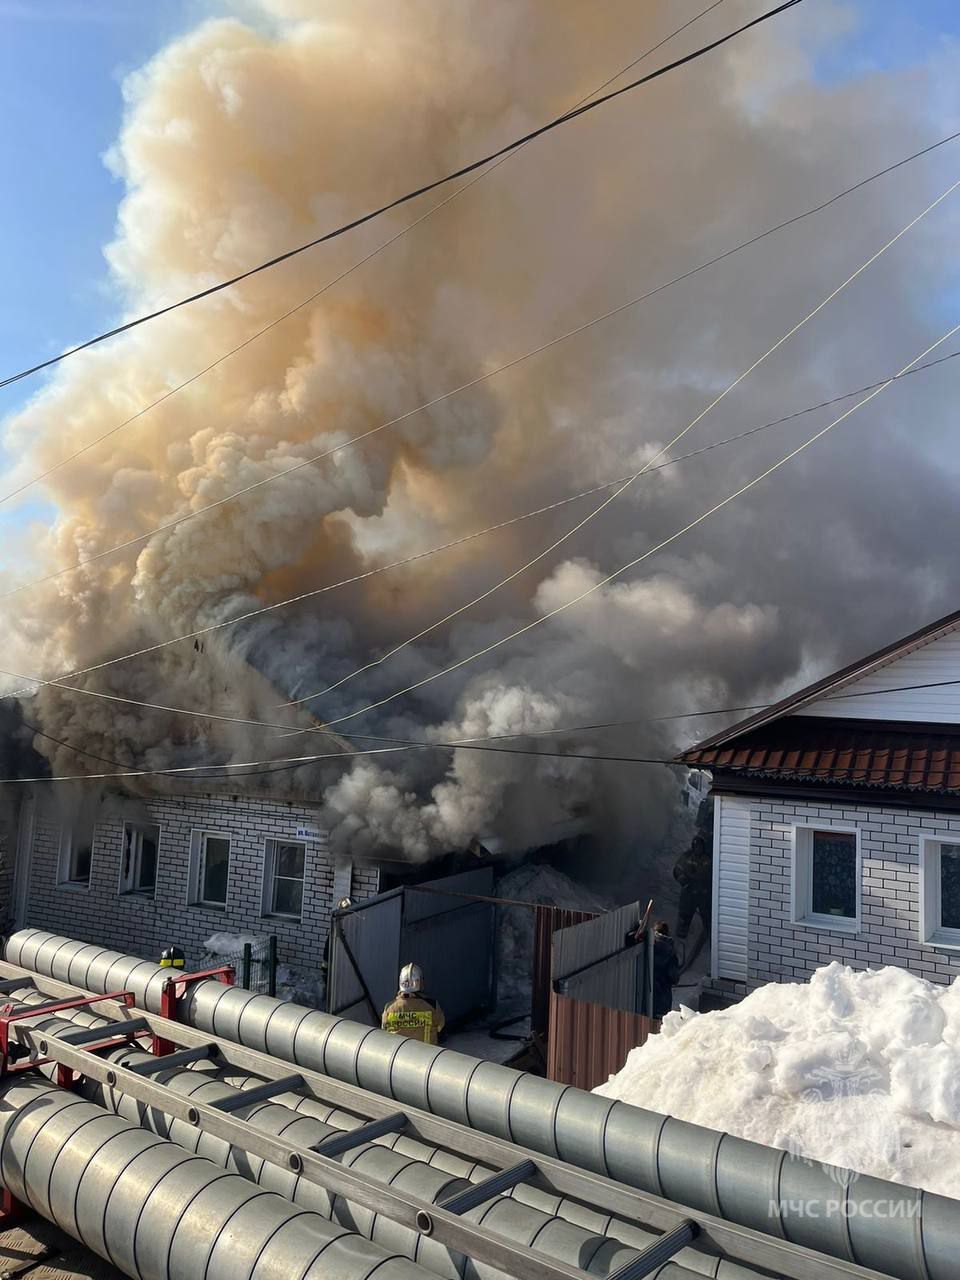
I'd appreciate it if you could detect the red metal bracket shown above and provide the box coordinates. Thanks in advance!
[0,1184,28,1227]
[0,989,137,1079]
[153,964,234,1057]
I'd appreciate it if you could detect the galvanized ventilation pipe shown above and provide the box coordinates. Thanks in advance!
[10,930,959,1280]
[5,985,736,1280]
[0,1074,433,1280]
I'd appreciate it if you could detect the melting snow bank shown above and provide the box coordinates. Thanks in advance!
[595,962,960,1199]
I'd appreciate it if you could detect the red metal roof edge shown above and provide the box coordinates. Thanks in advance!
[676,605,960,763]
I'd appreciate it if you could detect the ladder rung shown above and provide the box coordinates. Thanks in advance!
[311,1112,407,1158]
[439,1159,538,1215]
[57,1019,149,1045]
[127,1044,218,1075]
[211,1073,303,1112]
[607,1220,698,1280]
[2,998,70,1017]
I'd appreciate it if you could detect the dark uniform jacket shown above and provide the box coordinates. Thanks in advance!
[381,992,446,1044]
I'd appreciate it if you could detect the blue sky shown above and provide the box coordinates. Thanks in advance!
[0,0,957,553]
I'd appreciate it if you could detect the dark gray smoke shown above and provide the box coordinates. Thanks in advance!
[0,1,958,881]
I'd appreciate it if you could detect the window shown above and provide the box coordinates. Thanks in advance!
[792,825,859,932]
[58,828,92,887]
[189,831,231,907]
[119,822,160,895]
[263,840,305,918]
[920,837,960,947]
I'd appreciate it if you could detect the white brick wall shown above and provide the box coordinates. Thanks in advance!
[20,790,380,971]
[736,794,960,990]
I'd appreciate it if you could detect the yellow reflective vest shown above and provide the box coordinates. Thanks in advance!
[381,992,446,1045]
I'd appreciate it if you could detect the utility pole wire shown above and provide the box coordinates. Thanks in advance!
[3,342,954,706]
[310,318,960,733]
[279,174,960,719]
[3,122,958,604]
[0,0,727,513]
[0,0,801,392]
[7,319,960,753]
[0,343,957,711]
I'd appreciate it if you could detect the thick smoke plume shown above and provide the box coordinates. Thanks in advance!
[1,1,958,876]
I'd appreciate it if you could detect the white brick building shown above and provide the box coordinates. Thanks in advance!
[681,608,960,997]
[4,787,380,972]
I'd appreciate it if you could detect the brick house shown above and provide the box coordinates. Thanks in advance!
[4,787,379,972]
[680,607,960,999]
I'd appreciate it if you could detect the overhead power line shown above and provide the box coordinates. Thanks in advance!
[0,0,727,513]
[7,318,960,763]
[299,318,956,733]
[4,343,955,707]
[0,0,802,393]
[3,122,958,605]
[276,175,960,719]
[17,668,960,788]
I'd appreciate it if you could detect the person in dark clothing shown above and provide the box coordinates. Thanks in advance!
[651,920,680,1020]
[673,833,713,940]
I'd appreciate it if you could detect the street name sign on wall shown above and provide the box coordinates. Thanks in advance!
[295,825,330,850]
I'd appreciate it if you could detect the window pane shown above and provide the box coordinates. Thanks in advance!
[273,877,303,917]
[941,844,960,930]
[811,831,856,918]
[202,836,230,903]
[73,844,92,882]
[138,827,159,891]
[275,842,305,878]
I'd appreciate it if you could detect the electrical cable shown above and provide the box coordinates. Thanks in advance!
[303,321,960,732]
[278,177,960,720]
[0,0,802,392]
[2,345,958,707]
[7,319,960,767]
[4,124,958,606]
[0,0,728,514]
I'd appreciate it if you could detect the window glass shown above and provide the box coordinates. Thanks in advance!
[72,843,92,883]
[266,840,305,917]
[940,843,960,931]
[274,877,303,916]
[811,830,856,919]
[122,822,159,893]
[275,842,305,878]
[201,836,230,903]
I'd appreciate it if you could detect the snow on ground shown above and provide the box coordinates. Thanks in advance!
[203,932,324,1007]
[595,962,960,1198]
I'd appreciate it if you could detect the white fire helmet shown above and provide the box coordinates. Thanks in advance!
[399,962,423,994]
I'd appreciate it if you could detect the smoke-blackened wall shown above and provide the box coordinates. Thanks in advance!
[0,1,959,878]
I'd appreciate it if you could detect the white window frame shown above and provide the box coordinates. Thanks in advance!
[261,838,306,920]
[187,829,232,909]
[57,828,92,889]
[119,821,161,897]
[790,821,860,934]
[919,835,960,949]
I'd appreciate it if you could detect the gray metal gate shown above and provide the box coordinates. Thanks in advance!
[327,868,496,1025]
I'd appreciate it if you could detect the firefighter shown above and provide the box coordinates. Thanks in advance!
[673,833,713,940]
[381,962,445,1045]
[159,946,185,969]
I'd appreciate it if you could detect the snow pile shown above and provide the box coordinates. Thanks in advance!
[596,962,960,1198]
[203,932,324,1007]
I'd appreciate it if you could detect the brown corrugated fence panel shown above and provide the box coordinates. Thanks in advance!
[531,906,595,1037]
[547,989,653,1091]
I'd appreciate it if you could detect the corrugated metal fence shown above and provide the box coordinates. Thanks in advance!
[327,868,497,1026]
[547,901,655,1090]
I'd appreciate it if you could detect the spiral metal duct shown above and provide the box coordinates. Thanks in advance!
[9,929,960,1280]
[4,983,738,1280]
[0,1074,433,1280]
